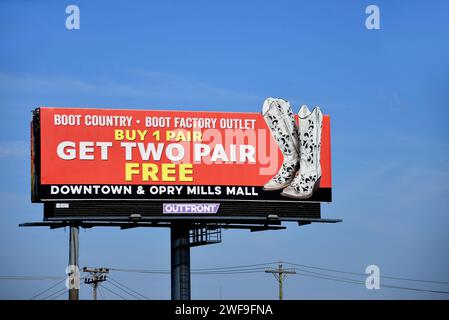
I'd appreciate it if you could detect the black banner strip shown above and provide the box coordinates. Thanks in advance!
[36,185,331,202]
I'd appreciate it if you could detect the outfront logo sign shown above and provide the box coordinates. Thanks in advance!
[163,203,220,214]
[31,106,332,203]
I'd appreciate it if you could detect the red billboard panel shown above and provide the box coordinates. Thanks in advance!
[31,107,331,202]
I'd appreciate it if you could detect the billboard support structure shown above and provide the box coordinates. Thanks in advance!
[19,218,341,300]
[171,223,191,300]
[68,225,79,300]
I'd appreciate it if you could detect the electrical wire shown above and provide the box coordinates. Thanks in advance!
[110,261,449,286]
[283,261,449,285]
[281,267,449,295]
[29,278,66,300]
[50,289,68,300]
[192,270,267,275]
[41,287,67,300]
[108,276,151,300]
[108,262,278,274]
[106,279,144,300]
[101,283,128,300]
[97,286,105,300]
[108,268,169,274]
[192,262,280,271]
[0,276,65,281]
[108,261,449,295]
[294,270,449,295]
[107,268,267,275]
[194,267,269,272]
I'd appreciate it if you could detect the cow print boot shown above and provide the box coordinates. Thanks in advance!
[281,105,323,199]
[262,97,300,191]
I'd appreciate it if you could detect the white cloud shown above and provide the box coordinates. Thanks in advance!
[133,70,262,103]
[0,73,148,97]
[0,71,264,109]
[0,141,28,159]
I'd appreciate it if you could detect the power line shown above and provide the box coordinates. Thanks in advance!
[283,261,449,285]
[193,270,267,275]
[192,262,280,271]
[107,279,144,300]
[107,280,138,299]
[109,263,449,287]
[108,268,169,274]
[294,270,449,295]
[108,261,449,296]
[290,268,449,295]
[194,267,268,272]
[193,261,449,286]
[0,276,65,281]
[29,278,66,300]
[41,287,67,300]
[101,283,128,300]
[381,283,449,295]
[98,286,105,300]
[108,276,151,300]
[107,269,267,275]
[108,262,277,274]
[50,289,69,300]
[296,271,367,285]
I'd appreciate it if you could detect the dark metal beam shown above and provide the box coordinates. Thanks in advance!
[19,217,342,230]
[250,225,287,232]
[171,223,190,300]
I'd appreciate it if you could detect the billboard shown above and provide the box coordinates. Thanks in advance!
[31,106,332,206]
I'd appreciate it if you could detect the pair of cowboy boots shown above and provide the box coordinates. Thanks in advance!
[262,97,323,199]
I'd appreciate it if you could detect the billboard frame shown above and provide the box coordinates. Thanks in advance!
[31,107,332,205]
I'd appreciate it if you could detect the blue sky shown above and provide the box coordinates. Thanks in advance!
[0,0,448,299]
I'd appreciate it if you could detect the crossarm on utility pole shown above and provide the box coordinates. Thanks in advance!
[265,264,296,300]
[83,267,109,300]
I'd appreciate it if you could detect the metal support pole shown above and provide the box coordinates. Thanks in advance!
[279,264,283,300]
[68,225,79,300]
[171,223,191,300]
[93,282,97,300]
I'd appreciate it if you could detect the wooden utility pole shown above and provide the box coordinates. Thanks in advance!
[68,225,79,300]
[83,267,109,300]
[265,264,296,300]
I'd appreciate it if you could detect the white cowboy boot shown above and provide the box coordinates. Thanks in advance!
[281,105,323,199]
[262,97,300,191]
